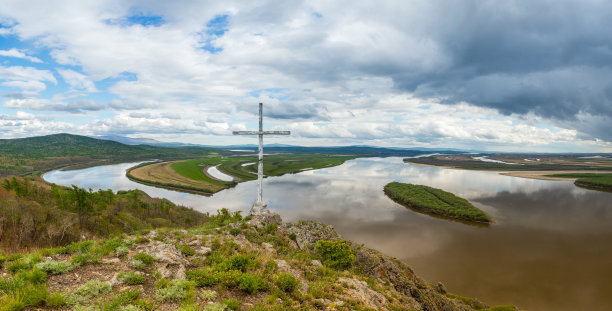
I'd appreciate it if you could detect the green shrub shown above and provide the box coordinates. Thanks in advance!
[288,233,297,241]
[265,224,277,235]
[17,268,47,284]
[34,260,73,275]
[186,268,218,287]
[7,254,23,261]
[133,253,154,265]
[155,279,192,302]
[200,289,217,301]
[229,228,241,236]
[222,298,240,310]
[202,303,226,311]
[264,261,278,274]
[0,292,25,311]
[0,256,6,268]
[71,253,90,266]
[178,245,195,257]
[228,255,255,272]
[115,246,130,256]
[118,272,146,285]
[103,289,141,310]
[46,292,66,308]
[20,284,48,307]
[134,237,149,244]
[7,261,29,273]
[97,239,123,256]
[275,273,299,292]
[238,273,268,294]
[67,280,111,306]
[315,240,355,270]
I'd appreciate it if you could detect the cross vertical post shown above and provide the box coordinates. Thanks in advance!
[233,103,290,210]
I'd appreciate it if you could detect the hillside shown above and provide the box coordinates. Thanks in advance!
[0,181,516,310]
[0,134,223,176]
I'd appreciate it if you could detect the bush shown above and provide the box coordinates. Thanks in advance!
[288,233,297,241]
[155,279,192,302]
[275,273,299,292]
[200,289,217,301]
[178,245,195,257]
[133,253,154,265]
[115,246,130,256]
[7,261,29,273]
[118,272,146,285]
[187,268,218,287]
[315,240,355,270]
[228,255,255,272]
[71,253,90,266]
[229,228,241,236]
[17,268,47,284]
[238,273,268,294]
[34,260,73,275]
[222,298,240,310]
[46,292,66,308]
[202,303,226,311]
[67,280,111,306]
[265,224,277,235]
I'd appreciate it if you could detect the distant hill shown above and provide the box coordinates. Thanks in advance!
[94,135,163,146]
[0,133,219,176]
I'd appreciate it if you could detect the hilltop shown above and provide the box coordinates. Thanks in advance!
[0,177,515,310]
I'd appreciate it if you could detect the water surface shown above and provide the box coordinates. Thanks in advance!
[43,158,612,311]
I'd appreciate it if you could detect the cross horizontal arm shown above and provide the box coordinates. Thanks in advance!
[233,131,291,135]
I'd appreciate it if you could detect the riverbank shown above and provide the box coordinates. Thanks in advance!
[0,183,516,310]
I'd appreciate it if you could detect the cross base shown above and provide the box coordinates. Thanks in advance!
[249,200,269,216]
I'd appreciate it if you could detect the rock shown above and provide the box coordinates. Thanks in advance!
[246,201,283,228]
[146,230,158,238]
[338,277,388,310]
[228,222,240,229]
[196,246,212,256]
[311,260,323,267]
[134,240,189,279]
[261,242,275,253]
[103,258,121,264]
[286,220,341,250]
[436,282,447,294]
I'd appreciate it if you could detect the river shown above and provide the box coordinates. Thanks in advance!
[43,157,612,311]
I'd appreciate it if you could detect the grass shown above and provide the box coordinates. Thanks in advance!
[546,173,612,190]
[129,154,358,196]
[384,182,491,223]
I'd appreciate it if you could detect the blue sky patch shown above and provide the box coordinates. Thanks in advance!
[199,14,230,54]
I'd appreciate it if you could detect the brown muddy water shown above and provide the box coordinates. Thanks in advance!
[44,157,612,311]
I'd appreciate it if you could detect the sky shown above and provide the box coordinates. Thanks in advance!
[1,0,611,152]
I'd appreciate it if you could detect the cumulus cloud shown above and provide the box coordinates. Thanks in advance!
[0,48,43,63]
[57,69,98,92]
[3,95,106,113]
[0,0,611,150]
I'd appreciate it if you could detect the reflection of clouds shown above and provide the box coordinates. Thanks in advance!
[43,157,612,310]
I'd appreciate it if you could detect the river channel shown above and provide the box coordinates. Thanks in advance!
[43,157,612,311]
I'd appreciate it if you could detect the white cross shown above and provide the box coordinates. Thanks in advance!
[233,103,290,206]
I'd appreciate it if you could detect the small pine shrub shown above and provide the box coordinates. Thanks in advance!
[178,245,195,257]
[315,240,355,270]
[46,292,66,308]
[133,253,154,265]
[17,268,47,284]
[275,273,299,293]
[118,272,146,285]
[288,233,297,241]
[7,261,29,273]
[115,246,130,256]
[229,228,241,236]
[238,273,268,294]
[20,284,48,307]
[67,280,111,306]
[71,253,90,266]
[228,255,255,272]
[155,279,192,302]
[34,260,73,275]
[202,303,226,311]
[200,289,217,301]
[222,298,240,311]
[186,268,218,287]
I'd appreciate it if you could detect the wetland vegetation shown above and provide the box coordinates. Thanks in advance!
[128,155,359,196]
[545,173,612,191]
[383,182,491,224]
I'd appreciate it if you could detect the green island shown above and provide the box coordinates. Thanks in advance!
[0,177,514,311]
[383,182,491,224]
[544,173,612,191]
[127,155,358,196]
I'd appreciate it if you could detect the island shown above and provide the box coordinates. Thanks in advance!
[544,173,612,191]
[383,182,491,224]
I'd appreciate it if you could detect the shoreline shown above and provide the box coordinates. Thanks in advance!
[499,170,612,181]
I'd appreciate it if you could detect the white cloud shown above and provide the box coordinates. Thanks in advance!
[0,48,43,63]
[57,69,98,92]
[3,96,105,112]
